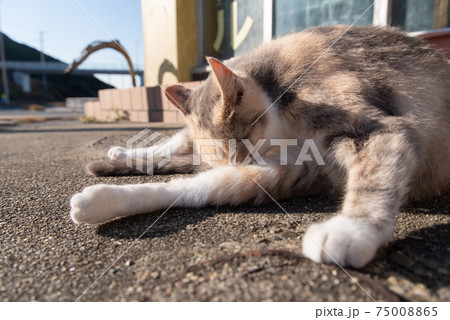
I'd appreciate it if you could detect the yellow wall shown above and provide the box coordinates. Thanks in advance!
[141,0,197,86]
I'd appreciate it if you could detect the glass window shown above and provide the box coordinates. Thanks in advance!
[274,0,374,37]
[392,0,450,32]
[205,0,264,60]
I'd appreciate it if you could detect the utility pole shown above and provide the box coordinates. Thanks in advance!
[0,0,10,104]
[39,31,47,92]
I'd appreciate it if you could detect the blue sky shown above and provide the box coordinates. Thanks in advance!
[1,0,144,88]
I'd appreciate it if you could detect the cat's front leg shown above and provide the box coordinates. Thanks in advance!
[70,181,185,224]
[302,133,418,267]
[302,215,395,268]
[71,184,128,224]
[70,165,292,224]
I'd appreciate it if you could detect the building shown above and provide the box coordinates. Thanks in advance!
[141,0,450,84]
[87,0,450,123]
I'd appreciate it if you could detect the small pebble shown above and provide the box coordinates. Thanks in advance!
[125,260,134,266]
[388,285,405,296]
[280,230,298,239]
[389,251,415,267]
[437,268,449,276]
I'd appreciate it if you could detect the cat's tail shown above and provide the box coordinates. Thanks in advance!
[86,160,147,176]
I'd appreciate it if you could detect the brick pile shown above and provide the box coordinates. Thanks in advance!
[84,81,202,124]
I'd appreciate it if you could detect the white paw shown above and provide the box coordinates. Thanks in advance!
[107,146,127,160]
[70,184,125,224]
[302,215,394,268]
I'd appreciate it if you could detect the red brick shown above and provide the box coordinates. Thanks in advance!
[100,88,113,110]
[148,110,163,122]
[129,110,150,122]
[147,86,163,110]
[94,104,103,120]
[101,109,114,121]
[130,87,144,111]
[83,101,95,117]
[119,88,133,111]
[93,81,203,123]
[176,112,186,125]
[110,88,122,110]
[162,110,179,124]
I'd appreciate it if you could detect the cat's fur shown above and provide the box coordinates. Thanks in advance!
[70,25,450,268]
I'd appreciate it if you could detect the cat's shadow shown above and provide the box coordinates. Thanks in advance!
[368,221,450,297]
[97,192,449,281]
[95,195,337,240]
[385,221,449,270]
[97,194,449,295]
[96,193,449,243]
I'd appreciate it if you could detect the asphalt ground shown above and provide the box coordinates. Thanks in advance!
[0,120,449,301]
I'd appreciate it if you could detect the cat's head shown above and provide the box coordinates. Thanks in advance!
[164,57,270,161]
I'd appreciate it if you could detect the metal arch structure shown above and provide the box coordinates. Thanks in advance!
[65,40,137,87]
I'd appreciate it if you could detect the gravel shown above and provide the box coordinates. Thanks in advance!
[0,120,448,301]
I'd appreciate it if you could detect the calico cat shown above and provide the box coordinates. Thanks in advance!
[70,25,450,268]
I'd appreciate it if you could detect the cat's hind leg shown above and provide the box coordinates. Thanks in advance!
[302,131,418,268]
[107,129,190,161]
[87,129,198,176]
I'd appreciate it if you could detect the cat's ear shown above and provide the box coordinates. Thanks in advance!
[206,56,244,105]
[164,84,192,115]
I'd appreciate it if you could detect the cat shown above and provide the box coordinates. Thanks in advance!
[70,25,450,268]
